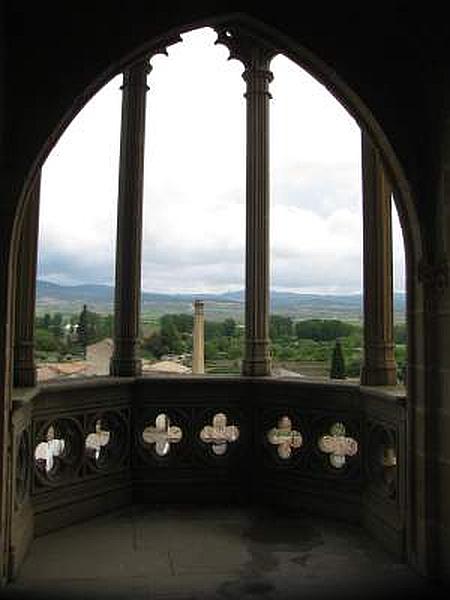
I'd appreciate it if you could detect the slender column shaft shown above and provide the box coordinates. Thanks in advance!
[110,60,149,377]
[242,48,273,376]
[192,300,205,374]
[361,132,397,385]
[14,171,41,387]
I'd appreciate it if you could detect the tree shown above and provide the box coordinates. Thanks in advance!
[394,323,407,344]
[205,320,222,340]
[270,315,293,339]
[77,305,89,358]
[35,328,64,353]
[51,312,64,339]
[330,339,346,379]
[226,337,243,360]
[142,332,168,359]
[75,306,111,357]
[98,313,113,339]
[205,340,219,361]
[172,313,193,335]
[296,319,355,342]
[160,315,183,354]
[222,318,236,337]
[42,313,51,329]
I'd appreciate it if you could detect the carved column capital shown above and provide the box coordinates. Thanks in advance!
[121,33,182,88]
[215,25,277,69]
[121,58,152,90]
[215,25,276,100]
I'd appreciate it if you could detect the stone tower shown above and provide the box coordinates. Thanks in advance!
[192,300,205,374]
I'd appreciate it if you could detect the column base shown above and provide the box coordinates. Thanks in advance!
[361,364,398,386]
[110,357,142,377]
[242,358,271,377]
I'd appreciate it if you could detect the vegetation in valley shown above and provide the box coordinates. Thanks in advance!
[140,313,407,382]
[34,308,407,383]
[35,308,113,362]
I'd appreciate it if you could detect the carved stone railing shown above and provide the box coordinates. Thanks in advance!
[10,375,406,576]
[10,392,33,579]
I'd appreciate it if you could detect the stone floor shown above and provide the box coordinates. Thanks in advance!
[3,505,446,600]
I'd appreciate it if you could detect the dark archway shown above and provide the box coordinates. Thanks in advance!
[5,12,429,581]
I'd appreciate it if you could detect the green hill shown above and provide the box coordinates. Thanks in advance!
[36,280,406,322]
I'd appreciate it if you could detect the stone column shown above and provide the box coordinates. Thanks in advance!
[110,59,150,377]
[215,27,275,376]
[192,300,205,374]
[361,132,397,385]
[14,170,41,387]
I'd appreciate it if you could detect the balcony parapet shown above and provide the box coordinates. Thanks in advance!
[9,375,407,578]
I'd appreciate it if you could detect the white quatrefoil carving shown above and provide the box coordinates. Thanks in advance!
[200,413,239,456]
[318,422,358,468]
[142,413,183,457]
[34,425,65,473]
[85,419,111,461]
[267,416,303,459]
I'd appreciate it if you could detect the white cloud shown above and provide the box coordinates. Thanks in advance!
[37,27,405,294]
[38,72,122,285]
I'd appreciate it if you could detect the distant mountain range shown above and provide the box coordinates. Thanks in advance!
[36,280,406,321]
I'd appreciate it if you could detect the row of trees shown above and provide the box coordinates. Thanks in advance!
[268,317,406,381]
[142,314,366,356]
[140,313,403,381]
[140,313,362,379]
[35,308,407,382]
[270,316,407,344]
[270,316,355,341]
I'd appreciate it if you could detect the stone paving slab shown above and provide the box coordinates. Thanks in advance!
[3,505,447,600]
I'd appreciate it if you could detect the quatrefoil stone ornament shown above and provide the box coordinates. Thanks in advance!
[267,416,303,459]
[34,425,65,473]
[318,422,358,468]
[85,419,111,461]
[142,413,183,456]
[200,413,239,455]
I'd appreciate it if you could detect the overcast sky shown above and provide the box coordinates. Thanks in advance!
[37,27,405,294]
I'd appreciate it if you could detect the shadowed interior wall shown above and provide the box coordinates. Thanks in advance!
[2,2,450,586]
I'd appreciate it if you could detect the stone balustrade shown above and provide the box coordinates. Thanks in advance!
[10,376,406,577]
